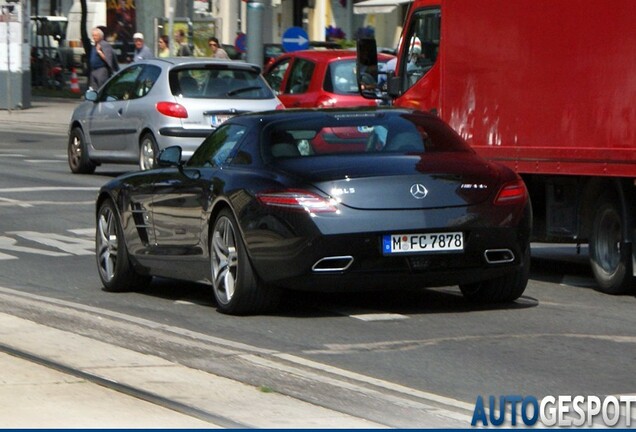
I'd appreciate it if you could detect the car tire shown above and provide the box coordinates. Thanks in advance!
[139,133,158,171]
[210,208,280,315]
[589,199,633,294]
[460,245,530,303]
[96,198,151,292]
[68,127,96,174]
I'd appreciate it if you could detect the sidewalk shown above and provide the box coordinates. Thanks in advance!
[0,96,79,135]
[0,312,385,428]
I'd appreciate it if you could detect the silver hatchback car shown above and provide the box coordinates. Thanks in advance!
[68,58,283,173]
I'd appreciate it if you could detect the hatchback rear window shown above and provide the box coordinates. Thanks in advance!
[170,67,275,99]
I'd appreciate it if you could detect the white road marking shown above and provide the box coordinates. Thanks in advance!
[320,304,409,321]
[0,187,98,193]
[8,231,93,256]
[0,229,95,260]
[0,196,33,208]
[68,228,95,237]
[561,275,597,288]
[0,236,69,258]
[25,159,66,163]
[0,154,25,157]
[350,313,409,321]
[0,200,93,207]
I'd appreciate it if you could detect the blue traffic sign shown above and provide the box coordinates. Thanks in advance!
[235,33,247,53]
[282,27,309,52]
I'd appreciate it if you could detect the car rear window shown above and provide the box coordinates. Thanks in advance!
[264,112,473,159]
[170,67,275,99]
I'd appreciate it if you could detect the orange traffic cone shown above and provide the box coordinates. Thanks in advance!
[70,68,80,94]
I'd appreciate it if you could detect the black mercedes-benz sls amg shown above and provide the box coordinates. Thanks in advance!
[95,108,532,315]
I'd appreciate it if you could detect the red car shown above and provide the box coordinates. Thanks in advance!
[263,49,394,108]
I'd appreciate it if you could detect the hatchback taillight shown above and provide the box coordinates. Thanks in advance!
[257,190,339,213]
[494,180,527,205]
[156,102,188,118]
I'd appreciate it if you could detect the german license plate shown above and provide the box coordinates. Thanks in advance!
[210,114,232,127]
[382,232,464,255]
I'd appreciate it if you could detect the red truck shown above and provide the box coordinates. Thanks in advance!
[358,0,636,294]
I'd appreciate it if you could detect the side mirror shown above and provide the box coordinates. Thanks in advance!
[84,89,98,102]
[356,38,380,100]
[157,146,182,167]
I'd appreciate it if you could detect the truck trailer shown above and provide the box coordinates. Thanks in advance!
[358,0,636,294]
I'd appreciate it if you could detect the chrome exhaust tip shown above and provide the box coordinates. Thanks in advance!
[312,256,354,272]
[484,249,515,264]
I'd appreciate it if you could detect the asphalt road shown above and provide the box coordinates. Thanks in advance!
[1,125,635,427]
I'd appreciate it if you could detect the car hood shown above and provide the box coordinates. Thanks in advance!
[274,153,503,210]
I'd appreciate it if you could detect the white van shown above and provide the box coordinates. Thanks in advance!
[66,0,107,71]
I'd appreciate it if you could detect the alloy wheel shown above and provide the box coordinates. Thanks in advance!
[211,215,239,305]
[140,137,156,170]
[96,204,118,283]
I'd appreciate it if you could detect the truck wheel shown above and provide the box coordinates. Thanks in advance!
[460,245,530,303]
[589,199,633,294]
[139,133,158,171]
[68,127,96,174]
[210,209,280,315]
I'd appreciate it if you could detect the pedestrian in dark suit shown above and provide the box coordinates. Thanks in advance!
[89,27,118,90]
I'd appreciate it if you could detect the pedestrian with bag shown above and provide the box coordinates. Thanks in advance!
[89,27,118,90]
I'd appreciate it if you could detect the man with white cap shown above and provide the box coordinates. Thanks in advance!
[132,32,154,62]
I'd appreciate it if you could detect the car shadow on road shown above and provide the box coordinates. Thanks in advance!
[132,276,538,318]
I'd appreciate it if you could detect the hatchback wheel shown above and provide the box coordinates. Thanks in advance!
[210,208,280,315]
[68,127,96,174]
[96,199,151,291]
[139,133,158,171]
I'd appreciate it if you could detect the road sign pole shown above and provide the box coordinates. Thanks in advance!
[246,0,264,67]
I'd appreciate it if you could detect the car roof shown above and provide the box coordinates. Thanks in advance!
[135,57,262,71]
[275,49,394,62]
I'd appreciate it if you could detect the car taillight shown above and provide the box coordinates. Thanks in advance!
[257,190,339,213]
[494,180,527,205]
[156,102,188,118]
[275,103,286,110]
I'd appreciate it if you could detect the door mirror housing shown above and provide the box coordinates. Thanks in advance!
[157,146,182,167]
[357,38,380,99]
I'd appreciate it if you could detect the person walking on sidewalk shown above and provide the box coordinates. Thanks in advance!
[89,27,118,90]
[132,32,154,62]
[158,35,170,58]
[174,29,191,56]
[208,37,229,59]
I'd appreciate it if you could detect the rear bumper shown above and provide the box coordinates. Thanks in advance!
[248,227,530,291]
[159,127,214,138]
